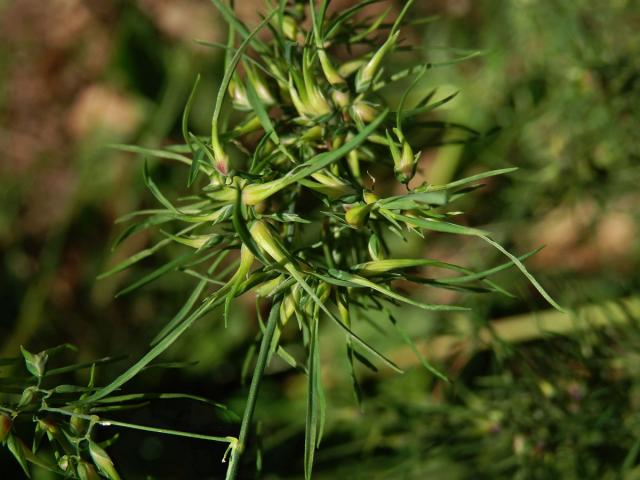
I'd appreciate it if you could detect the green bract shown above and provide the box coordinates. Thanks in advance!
[98,1,562,478]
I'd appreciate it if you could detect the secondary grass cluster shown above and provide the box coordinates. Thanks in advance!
[303,316,640,480]
[33,1,561,478]
[1,345,236,479]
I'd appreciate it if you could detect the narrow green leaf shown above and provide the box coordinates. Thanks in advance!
[328,270,468,312]
[143,161,178,213]
[115,251,196,298]
[182,73,201,153]
[211,10,276,155]
[243,69,278,143]
[304,316,321,480]
[478,235,565,312]
[112,214,175,251]
[99,224,199,280]
[391,318,448,381]
[188,147,205,187]
[7,435,31,478]
[150,280,207,347]
[45,355,127,377]
[151,250,231,346]
[391,212,489,236]
[82,296,224,403]
[109,144,195,168]
[421,167,518,192]
[438,247,543,285]
[284,263,403,373]
[400,91,459,120]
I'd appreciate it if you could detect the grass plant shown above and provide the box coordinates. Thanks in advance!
[2,1,567,478]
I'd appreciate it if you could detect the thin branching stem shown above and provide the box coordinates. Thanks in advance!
[226,301,281,480]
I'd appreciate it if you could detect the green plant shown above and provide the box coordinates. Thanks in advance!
[307,302,640,480]
[7,1,563,478]
[0,345,235,478]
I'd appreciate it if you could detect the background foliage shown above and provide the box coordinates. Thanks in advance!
[1,0,639,478]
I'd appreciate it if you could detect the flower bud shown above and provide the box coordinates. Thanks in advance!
[311,170,353,192]
[306,84,331,117]
[350,101,378,125]
[20,346,47,378]
[70,408,88,436]
[336,294,350,324]
[338,59,366,78]
[332,89,350,109]
[363,191,379,204]
[302,179,354,199]
[77,460,101,480]
[254,275,285,297]
[355,31,399,92]
[347,139,361,182]
[301,53,332,116]
[38,417,59,437]
[318,50,345,86]
[246,66,275,106]
[18,386,38,408]
[539,380,555,398]
[301,125,324,142]
[279,292,297,323]
[214,152,230,176]
[282,16,297,41]
[388,129,419,183]
[317,282,331,303]
[228,78,251,111]
[250,221,286,264]
[207,186,236,202]
[89,440,121,480]
[288,77,310,118]
[211,117,229,176]
[345,203,373,227]
[233,115,262,137]
[367,234,385,261]
[243,178,287,206]
[395,141,418,183]
[0,414,12,443]
[237,243,256,278]
[353,259,428,275]
[58,455,71,472]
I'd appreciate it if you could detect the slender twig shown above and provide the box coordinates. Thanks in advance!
[226,301,281,480]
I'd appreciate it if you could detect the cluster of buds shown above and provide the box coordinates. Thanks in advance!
[105,1,561,478]
[388,128,420,184]
[0,346,134,479]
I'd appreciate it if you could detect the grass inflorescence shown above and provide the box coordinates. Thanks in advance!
[94,1,562,478]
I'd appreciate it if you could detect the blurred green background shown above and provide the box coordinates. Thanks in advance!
[1,0,639,478]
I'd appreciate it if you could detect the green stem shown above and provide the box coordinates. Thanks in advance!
[226,301,281,480]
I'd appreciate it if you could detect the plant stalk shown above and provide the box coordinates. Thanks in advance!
[226,301,281,480]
